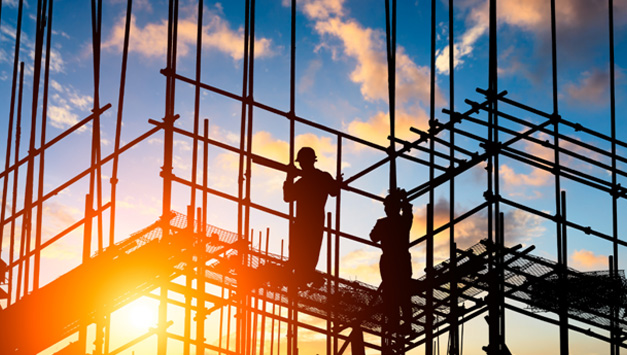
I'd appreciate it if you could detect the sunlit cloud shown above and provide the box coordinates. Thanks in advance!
[296,0,440,149]
[300,0,346,20]
[570,249,607,271]
[346,106,429,148]
[314,17,435,106]
[103,10,273,61]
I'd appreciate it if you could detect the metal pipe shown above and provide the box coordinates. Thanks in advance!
[109,0,133,247]
[33,0,54,291]
[11,61,24,304]
[1,0,23,262]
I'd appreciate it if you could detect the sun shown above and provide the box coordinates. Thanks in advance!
[125,299,158,331]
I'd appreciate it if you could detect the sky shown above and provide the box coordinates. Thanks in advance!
[1,0,627,354]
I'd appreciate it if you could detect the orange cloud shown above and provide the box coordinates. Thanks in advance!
[346,107,429,149]
[571,249,608,271]
[103,12,272,60]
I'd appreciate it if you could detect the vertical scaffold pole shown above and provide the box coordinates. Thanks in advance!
[23,0,47,299]
[159,0,179,352]
[487,0,503,351]
[447,1,459,353]
[334,136,343,355]
[287,0,297,353]
[425,0,437,353]
[548,0,568,352]
[237,0,252,351]
[384,0,397,192]
[1,0,24,287]
[608,0,619,351]
[10,61,24,306]
[33,0,54,292]
[109,0,133,248]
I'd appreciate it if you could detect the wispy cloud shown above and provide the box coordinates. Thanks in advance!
[436,1,488,75]
[103,10,273,61]
[48,80,93,130]
[298,59,323,93]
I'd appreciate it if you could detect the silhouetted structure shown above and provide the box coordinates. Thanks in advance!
[0,0,625,354]
[283,147,339,285]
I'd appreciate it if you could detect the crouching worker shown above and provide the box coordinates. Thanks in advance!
[370,188,414,337]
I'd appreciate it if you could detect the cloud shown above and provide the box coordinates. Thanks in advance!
[301,0,346,20]
[570,249,607,271]
[296,0,440,149]
[48,106,80,130]
[412,198,546,261]
[3,0,18,8]
[314,17,436,106]
[564,69,610,106]
[439,0,627,77]
[298,59,323,93]
[436,2,489,75]
[48,80,93,130]
[500,164,551,188]
[103,10,273,61]
[346,106,429,148]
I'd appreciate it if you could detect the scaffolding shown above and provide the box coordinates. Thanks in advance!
[0,0,626,354]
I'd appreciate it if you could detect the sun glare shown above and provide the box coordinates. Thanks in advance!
[126,300,158,331]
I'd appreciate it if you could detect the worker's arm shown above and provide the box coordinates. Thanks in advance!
[400,190,413,226]
[283,172,296,203]
[327,172,341,197]
[370,219,384,243]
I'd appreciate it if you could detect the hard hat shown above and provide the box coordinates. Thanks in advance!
[296,147,317,163]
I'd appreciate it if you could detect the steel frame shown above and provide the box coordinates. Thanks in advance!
[0,0,625,354]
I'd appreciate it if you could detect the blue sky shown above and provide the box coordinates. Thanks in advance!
[1,0,627,353]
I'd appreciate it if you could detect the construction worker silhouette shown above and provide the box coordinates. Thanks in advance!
[370,188,414,336]
[283,147,339,285]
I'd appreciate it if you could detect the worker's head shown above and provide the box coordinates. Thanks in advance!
[383,188,405,216]
[296,147,317,170]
